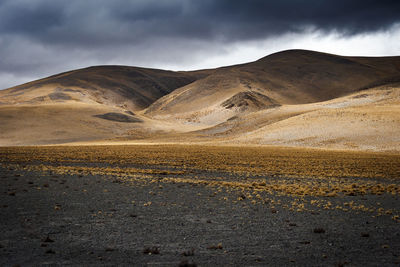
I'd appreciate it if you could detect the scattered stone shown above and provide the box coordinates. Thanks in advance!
[314,228,325,234]
[45,249,56,254]
[182,248,195,256]
[42,236,55,243]
[143,246,160,255]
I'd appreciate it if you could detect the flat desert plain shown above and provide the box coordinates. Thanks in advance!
[1,145,399,266]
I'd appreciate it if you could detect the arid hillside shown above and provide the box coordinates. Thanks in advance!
[0,49,399,150]
[186,85,400,152]
[146,50,400,126]
[0,66,197,111]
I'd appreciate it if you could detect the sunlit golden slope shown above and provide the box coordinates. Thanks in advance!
[145,50,400,126]
[184,84,400,152]
[0,49,399,150]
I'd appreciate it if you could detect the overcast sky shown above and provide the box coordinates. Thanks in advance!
[1,0,400,89]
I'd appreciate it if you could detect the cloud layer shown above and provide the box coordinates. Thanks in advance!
[1,0,400,89]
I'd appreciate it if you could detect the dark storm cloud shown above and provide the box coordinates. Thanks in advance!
[0,2,64,34]
[1,0,399,43]
[0,0,399,89]
[200,0,400,37]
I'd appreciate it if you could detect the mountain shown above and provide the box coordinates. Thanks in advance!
[0,65,200,145]
[0,65,197,111]
[145,50,400,126]
[0,49,399,150]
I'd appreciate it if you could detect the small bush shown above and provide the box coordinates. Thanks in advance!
[207,243,223,250]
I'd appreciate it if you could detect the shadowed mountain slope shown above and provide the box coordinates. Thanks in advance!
[0,66,198,111]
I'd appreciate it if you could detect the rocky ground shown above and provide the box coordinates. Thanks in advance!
[1,161,400,266]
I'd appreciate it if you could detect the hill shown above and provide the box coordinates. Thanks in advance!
[0,49,399,150]
[145,50,400,126]
[0,65,197,111]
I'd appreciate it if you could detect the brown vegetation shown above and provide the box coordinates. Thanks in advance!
[1,145,399,221]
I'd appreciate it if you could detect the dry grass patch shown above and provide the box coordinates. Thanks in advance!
[1,145,399,220]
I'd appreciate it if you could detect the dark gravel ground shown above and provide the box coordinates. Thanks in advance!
[1,164,400,266]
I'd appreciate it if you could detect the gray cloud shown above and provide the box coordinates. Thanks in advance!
[0,0,400,89]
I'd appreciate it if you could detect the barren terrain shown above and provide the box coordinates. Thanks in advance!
[1,50,399,265]
[1,145,399,266]
[1,49,399,150]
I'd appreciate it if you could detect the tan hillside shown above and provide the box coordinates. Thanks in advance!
[0,65,197,111]
[183,84,400,152]
[0,66,203,146]
[145,50,400,127]
[0,101,197,146]
[0,49,399,151]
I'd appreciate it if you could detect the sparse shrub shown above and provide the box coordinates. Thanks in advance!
[361,232,369,237]
[207,243,223,250]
